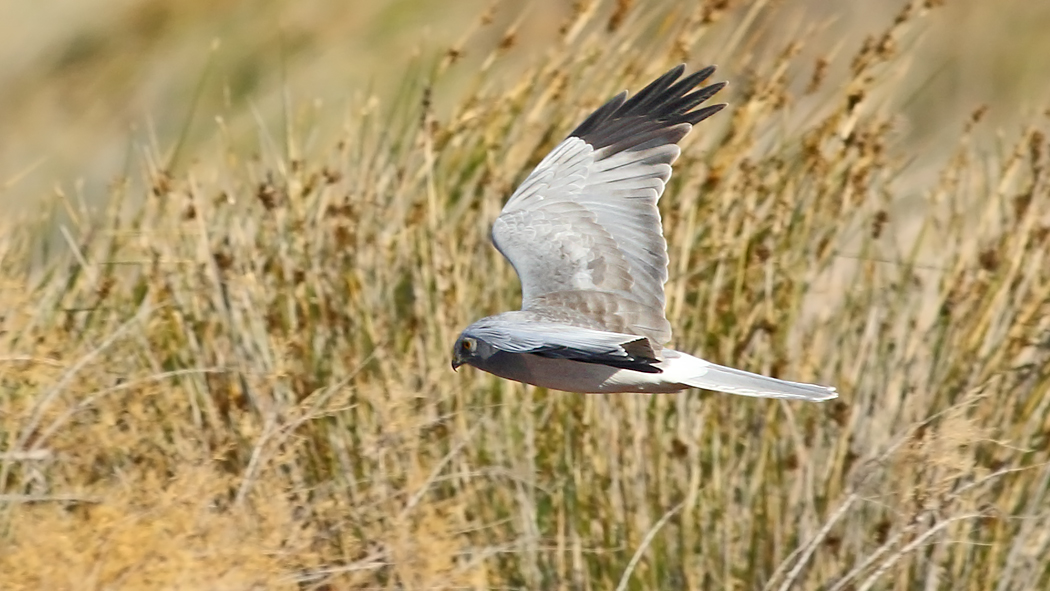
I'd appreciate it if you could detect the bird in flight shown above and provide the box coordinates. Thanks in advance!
[451,64,837,401]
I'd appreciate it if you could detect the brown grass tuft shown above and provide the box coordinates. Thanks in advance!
[3,466,316,591]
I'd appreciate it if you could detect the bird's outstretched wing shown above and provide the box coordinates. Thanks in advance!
[491,64,726,346]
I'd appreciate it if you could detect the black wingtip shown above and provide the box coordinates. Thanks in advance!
[568,64,727,150]
[684,102,727,126]
[570,90,628,139]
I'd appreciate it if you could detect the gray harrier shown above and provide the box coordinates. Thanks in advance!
[451,64,836,401]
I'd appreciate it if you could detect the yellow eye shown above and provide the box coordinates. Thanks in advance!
[461,339,472,351]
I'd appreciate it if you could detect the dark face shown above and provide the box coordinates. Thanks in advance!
[451,335,479,370]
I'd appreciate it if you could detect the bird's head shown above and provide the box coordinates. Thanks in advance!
[451,324,500,371]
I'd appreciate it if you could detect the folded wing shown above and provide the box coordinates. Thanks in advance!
[469,319,662,373]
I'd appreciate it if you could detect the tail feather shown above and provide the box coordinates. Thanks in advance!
[664,350,837,401]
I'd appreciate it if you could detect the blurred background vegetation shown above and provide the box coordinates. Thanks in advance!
[2,1,1050,590]
[2,0,1049,215]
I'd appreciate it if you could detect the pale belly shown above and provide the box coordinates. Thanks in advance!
[502,353,686,393]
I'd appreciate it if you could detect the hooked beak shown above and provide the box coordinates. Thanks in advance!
[451,355,464,371]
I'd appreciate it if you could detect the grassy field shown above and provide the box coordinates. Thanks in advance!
[3,1,1050,589]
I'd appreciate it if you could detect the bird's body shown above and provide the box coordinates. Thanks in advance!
[452,65,837,402]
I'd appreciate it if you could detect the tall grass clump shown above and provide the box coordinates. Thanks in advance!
[2,1,1050,589]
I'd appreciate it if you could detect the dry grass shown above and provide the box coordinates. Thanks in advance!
[3,1,1050,589]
